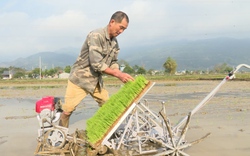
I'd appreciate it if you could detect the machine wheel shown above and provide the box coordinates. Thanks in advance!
[44,128,66,149]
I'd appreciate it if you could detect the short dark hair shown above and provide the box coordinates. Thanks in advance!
[110,11,129,23]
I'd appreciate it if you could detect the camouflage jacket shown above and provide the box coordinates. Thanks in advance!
[69,26,120,93]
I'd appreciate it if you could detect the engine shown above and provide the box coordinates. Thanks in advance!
[35,96,70,151]
[36,96,62,128]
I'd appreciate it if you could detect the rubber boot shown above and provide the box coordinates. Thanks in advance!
[59,112,71,128]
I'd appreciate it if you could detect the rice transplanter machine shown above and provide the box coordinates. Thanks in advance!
[34,64,250,156]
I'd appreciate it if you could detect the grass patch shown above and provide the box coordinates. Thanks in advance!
[86,76,149,145]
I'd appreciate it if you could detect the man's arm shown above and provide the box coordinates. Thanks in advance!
[104,68,134,83]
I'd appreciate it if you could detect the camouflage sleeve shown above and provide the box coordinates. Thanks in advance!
[110,63,119,70]
[109,38,120,70]
[88,32,108,72]
[110,56,119,70]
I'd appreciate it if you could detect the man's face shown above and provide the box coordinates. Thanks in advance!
[109,18,128,38]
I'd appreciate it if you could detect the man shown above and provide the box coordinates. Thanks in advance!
[59,11,134,128]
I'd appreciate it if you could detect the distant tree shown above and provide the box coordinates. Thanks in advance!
[123,65,134,74]
[13,71,25,79]
[133,65,140,73]
[147,69,158,75]
[32,68,40,75]
[29,68,40,78]
[64,65,71,73]
[137,67,146,75]
[0,67,8,78]
[0,67,7,73]
[54,66,63,72]
[163,57,177,74]
[213,63,233,73]
[118,59,130,66]
[47,68,58,77]
[10,66,26,72]
[147,69,154,75]
[43,69,49,77]
[27,72,35,78]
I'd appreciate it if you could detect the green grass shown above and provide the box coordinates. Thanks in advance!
[86,76,149,145]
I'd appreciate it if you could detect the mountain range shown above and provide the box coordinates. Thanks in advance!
[1,37,250,71]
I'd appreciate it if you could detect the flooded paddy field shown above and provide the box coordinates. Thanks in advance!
[0,80,249,156]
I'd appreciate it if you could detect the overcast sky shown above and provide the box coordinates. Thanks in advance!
[1,0,250,61]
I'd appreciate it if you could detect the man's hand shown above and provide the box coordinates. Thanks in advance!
[117,72,134,83]
[104,68,134,83]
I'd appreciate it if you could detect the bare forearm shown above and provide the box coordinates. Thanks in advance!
[103,68,121,77]
[103,68,134,83]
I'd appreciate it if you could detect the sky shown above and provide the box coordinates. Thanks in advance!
[1,0,250,61]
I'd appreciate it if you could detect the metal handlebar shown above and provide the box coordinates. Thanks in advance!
[174,64,250,131]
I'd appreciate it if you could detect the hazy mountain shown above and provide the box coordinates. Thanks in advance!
[0,48,79,70]
[120,37,250,70]
[1,37,250,70]
[0,52,76,70]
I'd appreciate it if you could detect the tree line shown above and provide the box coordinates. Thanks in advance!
[0,57,234,79]
[0,65,71,79]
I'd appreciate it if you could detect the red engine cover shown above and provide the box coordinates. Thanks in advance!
[36,96,55,113]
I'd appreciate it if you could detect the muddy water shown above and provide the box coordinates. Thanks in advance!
[0,80,249,156]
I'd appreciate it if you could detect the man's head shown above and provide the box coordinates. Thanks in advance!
[108,11,129,39]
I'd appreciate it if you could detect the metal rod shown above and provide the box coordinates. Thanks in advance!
[174,64,250,131]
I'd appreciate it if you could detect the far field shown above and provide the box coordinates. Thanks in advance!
[0,73,249,86]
